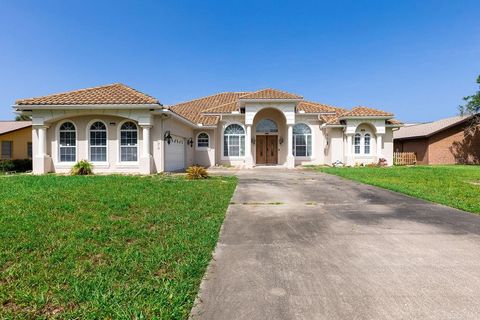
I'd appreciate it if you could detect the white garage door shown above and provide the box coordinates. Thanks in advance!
[165,135,185,171]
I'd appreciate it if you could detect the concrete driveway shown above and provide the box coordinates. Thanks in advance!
[190,168,480,320]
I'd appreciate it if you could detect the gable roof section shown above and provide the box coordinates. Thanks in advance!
[0,121,32,135]
[168,92,247,126]
[16,83,160,106]
[238,88,302,100]
[341,106,393,118]
[394,115,470,140]
[297,101,337,113]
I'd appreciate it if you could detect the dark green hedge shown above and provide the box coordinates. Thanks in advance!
[0,159,32,172]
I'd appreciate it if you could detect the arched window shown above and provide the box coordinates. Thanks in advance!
[59,121,76,162]
[89,121,107,162]
[354,133,361,154]
[197,132,209,148]
[292,123,312,157]
[256,119,278,133]
[223,124,245,157]
[120,121,138,162]
[364,133,371,154]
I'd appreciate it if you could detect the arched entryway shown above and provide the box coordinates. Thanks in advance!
[255,119,278,164]
[251,108,287,166]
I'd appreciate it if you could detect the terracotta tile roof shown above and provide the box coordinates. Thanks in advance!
[0,121,32,135]
[341,106,393,117]
[297,101,337,113]
[386,119,403,125]
[169,92,247,126]
[238,88,302,100]
[394,115,470,140]
[16,83,160,105]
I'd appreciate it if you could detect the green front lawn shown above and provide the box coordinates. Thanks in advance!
[0,175,237,319]
[313,165,480,214]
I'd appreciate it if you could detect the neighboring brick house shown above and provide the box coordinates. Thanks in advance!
[393,115,480,164]
[0,121,32,160]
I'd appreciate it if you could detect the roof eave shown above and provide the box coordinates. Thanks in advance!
[13,103,163,110]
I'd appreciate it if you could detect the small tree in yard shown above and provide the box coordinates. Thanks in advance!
[459,74,480,135]
[15,114,32,121]
[70,160,93,175]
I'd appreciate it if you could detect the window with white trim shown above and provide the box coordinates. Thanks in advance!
[59,122,76,162]
[89,121,107,162]
[292,123,312,157]
[354,133,361,155]
[223,124,245,157]
[197,132,209,148]
[120,122,138,162]
[364,133,371,155]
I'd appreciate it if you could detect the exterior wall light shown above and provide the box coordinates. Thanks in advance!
[251,138,255,145]
[187,138,194,147]
[164,131,173,144]
[279,137,284,145]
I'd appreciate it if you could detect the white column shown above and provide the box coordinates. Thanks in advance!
[33,125,50,174]
[37,126,46,156]
[139,125,152,174]
[142,125,151,157]
[346,134,352,156]
[377,134,383,158]
[286,124,295,168]
[245,125,253,168]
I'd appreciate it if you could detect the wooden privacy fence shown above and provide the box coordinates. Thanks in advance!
[393,152,417,166]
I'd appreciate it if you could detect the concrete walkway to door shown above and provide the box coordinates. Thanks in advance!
[190,168,480,320]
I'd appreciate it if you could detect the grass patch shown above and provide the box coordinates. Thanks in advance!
[0,175,237,319]
[313,165,480,213]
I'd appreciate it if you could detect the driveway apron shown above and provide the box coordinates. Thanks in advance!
[190,168,480,320]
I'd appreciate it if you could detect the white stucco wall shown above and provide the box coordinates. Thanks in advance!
[194,129,215,167]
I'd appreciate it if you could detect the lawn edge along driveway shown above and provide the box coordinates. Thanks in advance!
[312,165,480,214]
[0,174,237,320]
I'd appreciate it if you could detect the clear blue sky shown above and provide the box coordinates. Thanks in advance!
[1,0,479,122]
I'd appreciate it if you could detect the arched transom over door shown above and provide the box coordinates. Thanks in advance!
[255,119,278,165]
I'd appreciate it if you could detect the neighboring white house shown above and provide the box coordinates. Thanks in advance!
[13,83,401,174]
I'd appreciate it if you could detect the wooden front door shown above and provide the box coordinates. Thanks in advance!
[256,135,277,164]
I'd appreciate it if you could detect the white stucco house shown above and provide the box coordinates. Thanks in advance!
[13,83,401,174]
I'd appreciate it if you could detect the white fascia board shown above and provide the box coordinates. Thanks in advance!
[13,104,162,110]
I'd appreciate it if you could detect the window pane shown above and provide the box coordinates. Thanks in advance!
[240,135,245,156]
[296,135,306,146]
[27,142,32,159]
[364,134,371,154]
[121,146,137,161]
[225,124,244,134]
[354,134,361,155]
[91,146,107,162]
[229,146,240,156]
[223,135,228,156]
[197,133,209,147]
[60,146,76,162]
[256,119,278,133]
[307,135,312,156]
[60,131,76,146]
[296,146,307,157]
[293,123,311,134]
[1,141,12,159]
